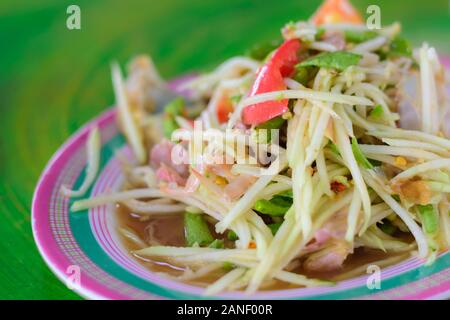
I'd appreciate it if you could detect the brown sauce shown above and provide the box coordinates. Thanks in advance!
[116,204,410,290]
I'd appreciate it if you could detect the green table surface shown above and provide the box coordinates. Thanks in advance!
[1,0,449,299]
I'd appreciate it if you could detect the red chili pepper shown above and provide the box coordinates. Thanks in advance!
[217,94,234,124]
[331,181,347,193]
[242,39,301,125]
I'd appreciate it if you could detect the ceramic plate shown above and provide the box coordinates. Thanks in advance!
[32,61,450,300]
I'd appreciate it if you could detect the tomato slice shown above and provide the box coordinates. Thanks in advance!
[242,39,301,125]
[311,0,363,25]
[272,38,302,77]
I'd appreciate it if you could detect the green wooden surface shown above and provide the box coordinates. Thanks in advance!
[0,0,449,300]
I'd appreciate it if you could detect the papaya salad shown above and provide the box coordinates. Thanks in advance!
[66,0,450,295]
